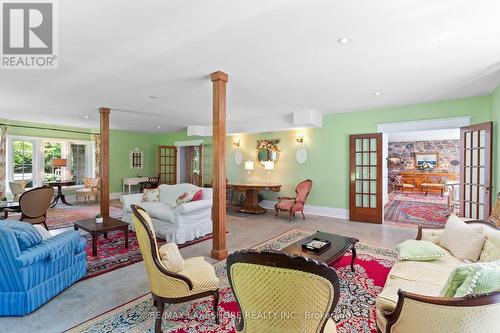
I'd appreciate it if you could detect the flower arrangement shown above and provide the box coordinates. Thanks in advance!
[256,139,281,152]
[418,161,434,171]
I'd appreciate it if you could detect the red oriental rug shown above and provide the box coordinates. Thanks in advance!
[68,230,397,333]
[83,230,214,280]
[384,199,450,228]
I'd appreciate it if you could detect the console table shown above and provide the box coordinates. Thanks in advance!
[122,177,150,194]
[228,183,281,214]
[399,172,459,192]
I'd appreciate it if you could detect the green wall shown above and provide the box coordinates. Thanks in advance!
[1,119,159,194]
[159,95,492,210]
[491,85,500,194]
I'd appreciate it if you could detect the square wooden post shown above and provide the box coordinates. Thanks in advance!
[211,71,228,260]
[99,107,110,218]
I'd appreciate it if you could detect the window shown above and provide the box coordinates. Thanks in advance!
[70,143,86,185]
[12,140,33,187]
[44,142,62,182]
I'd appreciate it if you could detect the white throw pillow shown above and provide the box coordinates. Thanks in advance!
[440,214,485,262]
[479,231,500,262]
[32,224,53,240]
[158,243,185,272]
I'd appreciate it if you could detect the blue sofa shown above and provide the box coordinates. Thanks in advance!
[0,221,86,316]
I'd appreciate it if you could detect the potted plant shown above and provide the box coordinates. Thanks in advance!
[95,214,103,224]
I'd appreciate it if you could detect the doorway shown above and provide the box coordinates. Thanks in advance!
[177,145,202,186]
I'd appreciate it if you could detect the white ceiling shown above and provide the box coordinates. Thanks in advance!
[1,0,500,133]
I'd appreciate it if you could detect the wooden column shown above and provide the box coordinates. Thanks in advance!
[99,107,110,218]
[211,71,228,260]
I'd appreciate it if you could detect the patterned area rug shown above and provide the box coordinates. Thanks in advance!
[388,192,447,205]
[68,229,397,333]
[384,199,449,228]
[46,200,123,230]
[83,230,215,280]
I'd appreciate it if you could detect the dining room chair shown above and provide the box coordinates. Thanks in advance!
[421,176,447,196]
[227,250,340,333]
[19,186,55,229]
[275,179,313,221]
[9,180,27,201]
[75,177,100,204]
[393,175,415,194]
[131,204,220,333]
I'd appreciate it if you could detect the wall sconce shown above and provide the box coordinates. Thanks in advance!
[263,161,274,174]
[295,133,308,164]
[233,137,241,148]
[245,160,254,174]
[296,133,304,144]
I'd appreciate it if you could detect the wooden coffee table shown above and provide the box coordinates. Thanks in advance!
[281,231,359,272]
[74,217,129,257]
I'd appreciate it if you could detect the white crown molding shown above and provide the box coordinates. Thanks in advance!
[259,200,349,220]
[376,116,471,133]
[174,139,204,147]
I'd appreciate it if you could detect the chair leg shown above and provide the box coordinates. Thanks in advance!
[213,289,220,324]
[289,210,293,222]
[301,211,305,220]
[42,221,48,230]
[274,208,279,219]
[155,299,165,333]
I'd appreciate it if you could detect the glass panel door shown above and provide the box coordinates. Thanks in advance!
[460,122,493,219]
[350,134,382,223]
[70,143,86,185]
[158,146,177,185]
[12,140,34,188]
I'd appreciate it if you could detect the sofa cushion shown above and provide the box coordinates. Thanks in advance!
[479,227,500,262]
[396,240,448,261]
[440,214,485,261]
[159,184,200,205]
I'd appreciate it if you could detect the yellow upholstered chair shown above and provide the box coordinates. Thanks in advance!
[75,177,100,204]
[131,205,220,333]
[227,250,340,333]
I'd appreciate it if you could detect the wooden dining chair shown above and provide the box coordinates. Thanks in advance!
[19,186,55,229]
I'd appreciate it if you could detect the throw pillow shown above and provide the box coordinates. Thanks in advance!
[439,214,485,262]
[142,188,160,202]
[158,243,185,272]
[479,232,500,262]
[32,224,53,240]
[441,261,500,297]
[8,222,43,251]
[175,191,196,206]
[192,189,203,202]
[396,239,448,261]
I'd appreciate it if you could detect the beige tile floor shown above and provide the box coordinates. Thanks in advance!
[0,209,416,333]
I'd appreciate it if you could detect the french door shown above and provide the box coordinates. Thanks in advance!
[459,122,493,219]
[158,146,177,185]
[349,134,383,223]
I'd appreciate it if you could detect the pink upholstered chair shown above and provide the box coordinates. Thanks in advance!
[275,179,313,222]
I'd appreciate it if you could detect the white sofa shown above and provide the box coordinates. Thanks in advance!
[376,222,500,333]
[120,183,212,244]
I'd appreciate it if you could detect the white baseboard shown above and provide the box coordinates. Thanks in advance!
[260,200,349,220]
[110,192,123,200]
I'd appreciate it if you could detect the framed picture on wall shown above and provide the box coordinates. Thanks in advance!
[415,152,438,168]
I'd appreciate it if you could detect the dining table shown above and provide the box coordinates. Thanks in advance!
[228,183,282,214]
[46,180,76,207]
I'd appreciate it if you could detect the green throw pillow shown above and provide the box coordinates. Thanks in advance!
[396,240,448,261]
[440,261,500,297]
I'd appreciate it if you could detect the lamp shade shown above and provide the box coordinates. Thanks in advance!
[245,160,254,170]
[51,158,67,167]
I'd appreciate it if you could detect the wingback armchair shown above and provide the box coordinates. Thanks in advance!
[0,221,86,316]
[131,205,220,333]
[275,179,313,221]
[227,250,340,333]
[9,180,27,201]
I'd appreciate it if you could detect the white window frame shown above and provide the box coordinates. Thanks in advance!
[6,135,95,191]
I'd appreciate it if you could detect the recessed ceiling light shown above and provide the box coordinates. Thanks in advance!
[227,115,231,119]
[374,91,382,96]
[149,95,159,99]
[157,126,161,129]
[337,37,350,44]
[84,115,89,119]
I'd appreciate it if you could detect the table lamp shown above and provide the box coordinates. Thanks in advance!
[51,158,67,181]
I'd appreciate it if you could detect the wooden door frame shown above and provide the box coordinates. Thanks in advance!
[459,121,493,218]
[349,133,383,224]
